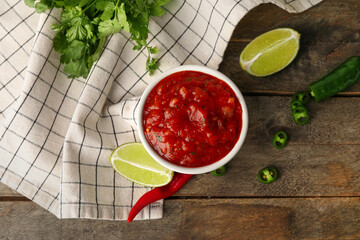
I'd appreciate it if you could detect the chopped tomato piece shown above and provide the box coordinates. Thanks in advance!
[179,87,188,99]
[222,106,234,118]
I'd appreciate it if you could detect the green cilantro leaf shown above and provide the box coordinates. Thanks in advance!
[133,45,143,51]
[146,57,159,75]
[64,58,89,78]
[149,46,159,54]
[24,0,35,8]
[98,3,129,38]
[63,0,81,7]
[34,0,53,13]
[128,13,149,41]
[77,0,89,8]
[61,40,86,63]
[101,4,115,21]
[60,7,82,24]
[96,1,116,21]
[53,31,67,53]
[135,0,146,11]
[52,1,65,7]
[87,37,106,69]
[95,0,113,10]
[66,17,93,41]
[98,19,121,38]
[57,8,94,42]
[115,3,130,32]
[150,0,171,16]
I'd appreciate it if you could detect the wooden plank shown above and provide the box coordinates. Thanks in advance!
[219,0,360,93]
[0,184,23,198]
[1,96,360,197]
[244,96,360,145]
[0,198,359,239]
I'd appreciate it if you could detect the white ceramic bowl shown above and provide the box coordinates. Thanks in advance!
[137,65,248,174]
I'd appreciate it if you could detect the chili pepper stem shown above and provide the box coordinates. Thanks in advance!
[127,173,193,222]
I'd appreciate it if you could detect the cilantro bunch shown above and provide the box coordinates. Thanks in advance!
[25,0,170,78]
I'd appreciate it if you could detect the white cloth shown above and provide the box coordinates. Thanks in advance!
[0,0,322,220]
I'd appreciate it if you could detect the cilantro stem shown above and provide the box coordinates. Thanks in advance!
[146,46,152,60]
[115,0,120,14]
[83,0,98,12]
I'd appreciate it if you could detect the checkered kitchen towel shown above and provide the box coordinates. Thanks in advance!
[0,0,322,220]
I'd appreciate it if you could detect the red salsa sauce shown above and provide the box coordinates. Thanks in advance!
[143,70,243,167]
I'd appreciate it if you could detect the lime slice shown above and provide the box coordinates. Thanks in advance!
[239,28,300,77]
[110,143,174,187]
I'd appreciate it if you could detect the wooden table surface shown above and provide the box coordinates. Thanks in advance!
[1,0,360,239]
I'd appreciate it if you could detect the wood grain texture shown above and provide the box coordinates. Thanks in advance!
[219,0,360,94]
[0,198,359,240]
[0,184,22,198]
[243,96,360,145]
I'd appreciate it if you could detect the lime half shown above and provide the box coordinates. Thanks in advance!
[110,143,173,187]
[239,28,300,77]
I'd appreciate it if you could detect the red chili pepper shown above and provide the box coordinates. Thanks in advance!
[127,173,193,222]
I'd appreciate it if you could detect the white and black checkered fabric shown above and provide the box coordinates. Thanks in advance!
[0,0,322,220]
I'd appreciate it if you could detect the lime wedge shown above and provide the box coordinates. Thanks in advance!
[239,28,300,77]
[110,143,173,187]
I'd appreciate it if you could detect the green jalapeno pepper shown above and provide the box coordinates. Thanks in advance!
[211,166,226,176]
[292,92,310,104]
[309,56,360,102]
[290,100,303,110]
[292,106,309,125]
[258,166,278,184]
[272,131,288,149]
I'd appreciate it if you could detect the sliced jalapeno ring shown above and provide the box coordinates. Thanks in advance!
[272,131,288,149]
[211,166,226,176]
[258,166,278,184]
[292,106,309,125]
[292,92,311,104]
[290,100,303,110]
